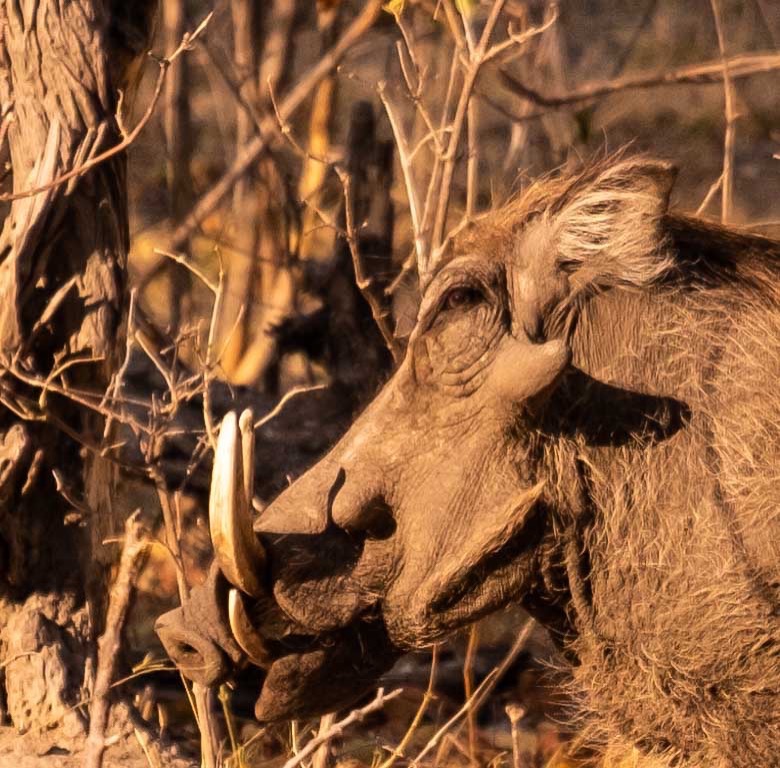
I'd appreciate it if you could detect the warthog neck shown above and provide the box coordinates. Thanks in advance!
[528,222,780,766]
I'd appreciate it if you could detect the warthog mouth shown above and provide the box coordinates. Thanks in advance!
[155,570,400,721]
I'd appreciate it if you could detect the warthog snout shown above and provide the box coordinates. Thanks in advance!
[155,609,228,687]
[155,565,245,687]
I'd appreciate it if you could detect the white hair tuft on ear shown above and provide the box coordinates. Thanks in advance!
[549,159,678,293]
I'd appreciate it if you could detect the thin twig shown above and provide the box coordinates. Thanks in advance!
[506,704,526,768]
[253,384,327,431]
[431,0,509,256]
[203,251,227,451]
[410,619,536,767]
[379,647,439,768]
[463,625,480,763]
[465,98,478,221]
[154,248,218,294]
[312,712,338,768]
[696,173,724,216]
[280,689,402,768]
[336,168,401,360]
[495,50,780,115]
[378,83,424,263]
[709,0,737,223]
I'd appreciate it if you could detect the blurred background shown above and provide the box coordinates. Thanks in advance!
[115,0,780,765]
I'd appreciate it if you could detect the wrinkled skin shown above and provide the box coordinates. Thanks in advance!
[258,264,570,643]
[159,159,780,765]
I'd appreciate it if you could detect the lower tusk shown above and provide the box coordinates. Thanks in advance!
[210,411,265,597]
[228,589,273,668]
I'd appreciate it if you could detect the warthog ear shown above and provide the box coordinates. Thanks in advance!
[550,158,678,294]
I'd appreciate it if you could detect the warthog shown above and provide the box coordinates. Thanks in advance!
[157,158,779,767]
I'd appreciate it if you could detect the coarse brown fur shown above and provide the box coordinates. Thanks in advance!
[499,162,780,766]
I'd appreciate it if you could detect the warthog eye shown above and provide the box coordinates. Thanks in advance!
[442,286,484,312]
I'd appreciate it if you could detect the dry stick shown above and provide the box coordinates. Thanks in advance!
[166,0,384,254]
[709,0,737,223]
[457,2,479,224]
[505,704,526,768]
[379,646,440,768]
[312,712,338,768]
[84,511,150,768]
[409,619,536,768]
[415,16,465,277]
[4,361,152,435]
[431,0,508,254]
[279,689,403,768]
[495,50,780,115]
[202,254,227,451]
[154,248,218,294]
[336,168,401,360]
[387,0,465,285]
[193,685,220,768]
[253,384,327,430]
[463,625,480,765]
[153,478,189,600]
[696,172,724,216]
[267,72,384,336]
[133,726,164,768]
[231,0,258,207]
[139,303,224,767]
[162,0,194,336]
[465,97,478,221]
[0,13,213,204]
[378,84,424,263]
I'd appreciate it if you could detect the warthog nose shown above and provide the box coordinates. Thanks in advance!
[331,471,395,539]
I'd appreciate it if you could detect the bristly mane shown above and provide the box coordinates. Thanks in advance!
[466,155,780,294]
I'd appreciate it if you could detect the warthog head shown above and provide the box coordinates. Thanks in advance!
[159,158,695,718]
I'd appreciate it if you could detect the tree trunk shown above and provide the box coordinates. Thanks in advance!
[163,0,193,333]
[221,0,298,386]
[231,0,258,209]
[0,0,156,751]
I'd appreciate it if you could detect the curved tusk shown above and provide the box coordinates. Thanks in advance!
[239,409,255,511]
[210,411,265,597]
[228,588,273,668]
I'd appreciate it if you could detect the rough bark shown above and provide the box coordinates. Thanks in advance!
[0,0,156,750]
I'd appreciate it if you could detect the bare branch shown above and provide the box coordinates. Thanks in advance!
[279,689,403,768]
[495,50,780,114]
[166,0,385,253]
[709,0,737,223]
[409,619,536,767]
